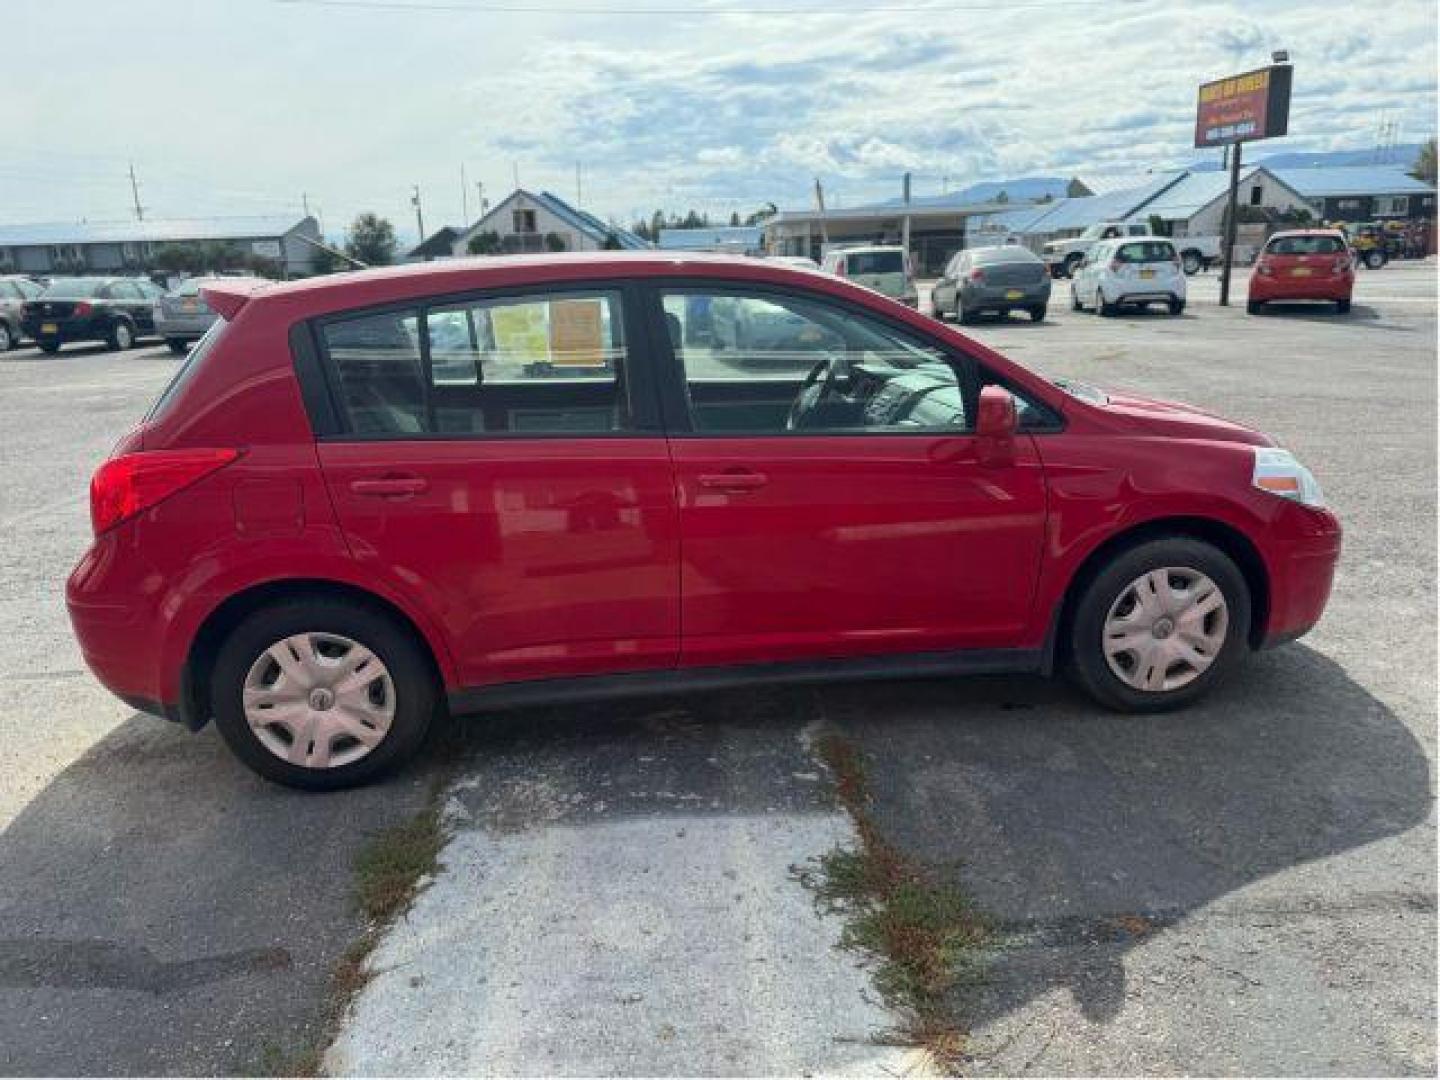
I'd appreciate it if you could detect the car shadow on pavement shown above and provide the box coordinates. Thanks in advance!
[0,712,439,1075]
[818,643,1433,1035]
[1255,302,1380,322]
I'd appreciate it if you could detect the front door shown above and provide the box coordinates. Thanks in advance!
[313,285,680,690]
[652,285,1048,670]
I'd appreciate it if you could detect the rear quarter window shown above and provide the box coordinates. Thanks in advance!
[847,251,903,275]
[146,321,228,421]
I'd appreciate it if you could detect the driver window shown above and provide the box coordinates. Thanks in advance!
[660,290,973,434]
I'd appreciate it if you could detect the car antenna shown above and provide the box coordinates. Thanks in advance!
[295,233,369,270]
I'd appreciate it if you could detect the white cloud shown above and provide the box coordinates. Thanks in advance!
[3,0,1434,239]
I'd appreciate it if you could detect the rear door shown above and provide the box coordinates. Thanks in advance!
[650,282,1049,669]
[309,283,680,690]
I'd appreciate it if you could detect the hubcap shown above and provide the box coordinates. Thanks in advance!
[1102,567,1228,693]
[118,325,131,347]
[243,632,395,769]
[0,326,10,349]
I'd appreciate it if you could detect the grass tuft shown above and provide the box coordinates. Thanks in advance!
[353,803,446,923]
[801,731,992,1075]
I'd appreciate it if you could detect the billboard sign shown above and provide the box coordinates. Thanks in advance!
[1194,64,1292,148]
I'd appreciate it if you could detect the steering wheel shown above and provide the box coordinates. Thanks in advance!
[785,351,849,430]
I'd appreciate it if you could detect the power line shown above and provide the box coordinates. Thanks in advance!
[274,0,1119,15]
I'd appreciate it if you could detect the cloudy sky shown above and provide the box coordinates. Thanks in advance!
[5,0,1435,243]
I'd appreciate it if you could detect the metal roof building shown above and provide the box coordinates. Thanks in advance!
[656,226,763,253]
[1268,166,1434,198]
[0,215,321,277]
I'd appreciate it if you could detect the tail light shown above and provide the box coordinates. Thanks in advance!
[1108,258,1122,274]
[74,301,92,316]
[969,268,985,282]
[90,448,241,536]
[834,260,847,278]
[1331,257,1350,275]
[1256,259,1274,276]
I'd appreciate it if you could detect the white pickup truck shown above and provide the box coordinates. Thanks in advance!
[1043,223,1223,278]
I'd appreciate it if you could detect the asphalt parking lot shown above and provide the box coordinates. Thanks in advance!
[0,262,1434,1075]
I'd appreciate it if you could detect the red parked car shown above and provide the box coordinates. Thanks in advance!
[1248,230,1355,314]
[67,254,1341,789]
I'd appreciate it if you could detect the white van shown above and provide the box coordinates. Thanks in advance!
[820,246,918,307]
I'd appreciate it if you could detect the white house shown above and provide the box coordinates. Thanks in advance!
[450,190,648,256]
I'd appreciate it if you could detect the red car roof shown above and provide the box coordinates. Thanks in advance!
[205,252,875,322]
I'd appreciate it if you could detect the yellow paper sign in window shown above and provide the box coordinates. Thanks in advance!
[490,303,551,366]
[549,299,607,367]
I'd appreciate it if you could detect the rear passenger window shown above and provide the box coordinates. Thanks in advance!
[320,290,632,438]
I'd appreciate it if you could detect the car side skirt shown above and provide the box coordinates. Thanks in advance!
[446,647,1045,715]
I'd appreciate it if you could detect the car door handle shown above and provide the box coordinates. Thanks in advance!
[697,470,768,492]
[349,476,428,498]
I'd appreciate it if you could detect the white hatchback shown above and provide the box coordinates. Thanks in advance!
[1070,238,1186,316]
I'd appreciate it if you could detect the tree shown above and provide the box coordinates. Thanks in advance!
[544,232,568,252]
[729,211,741,227]
[1410,137,1437,186]
[650,210,666,240]
[466,230,502,255]
[344,212,397,266]
[601,232,624,250]
[744,202,778,226]
[1147,214,1172,237]
[308,244,345,275]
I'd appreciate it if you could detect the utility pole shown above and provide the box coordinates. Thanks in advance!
[575,162,582,206]
[476,181,487,217]
[1219,140,1242,307]
[461,164,469,224]
[128,163,144,221]
[411,184,425,242]
[302,192,311,218]
[901,171,912,264]
[814,178,829,249]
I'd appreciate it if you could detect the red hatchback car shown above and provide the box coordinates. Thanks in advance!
[1248,229,1355,314]
[68,254,1341,788]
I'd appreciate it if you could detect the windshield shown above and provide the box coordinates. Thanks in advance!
[846,251,903,275]
[41,278,105,299]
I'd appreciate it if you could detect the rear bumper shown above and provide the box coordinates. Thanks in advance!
[66,535,175,718]
[22,314,108,342]
[1249,275,1353,302]
[1260,506,1342,647]
[962,283,1051,308]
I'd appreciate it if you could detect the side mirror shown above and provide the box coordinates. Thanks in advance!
[976,385,1017,466]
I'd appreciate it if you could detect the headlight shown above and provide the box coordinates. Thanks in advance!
[1253,447,1325,508]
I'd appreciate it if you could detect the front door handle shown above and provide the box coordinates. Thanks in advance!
[350,475,428,499]
[697,470,769,493]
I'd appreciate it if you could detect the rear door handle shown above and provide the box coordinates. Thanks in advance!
[349,476,428,498]
[697,470,769,493]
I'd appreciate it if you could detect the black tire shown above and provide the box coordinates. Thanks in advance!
[1168,298,1185,316]
[1247,300,1262,315]
[1066,536,1251,713]
[957,301,976,325]
[166,337,189,354]
[1336,298,1351,314]
[1098,291,1118,317]
[107,319,135,351]
[1070,289,1083,312]
[1029,304,1046,322]
[211,597,437,790]
[37,338,61,354]
[1064,253,1084,279]
[1364,250,1386,270]
[1181,251,1202,276]
[0,321,14,352]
